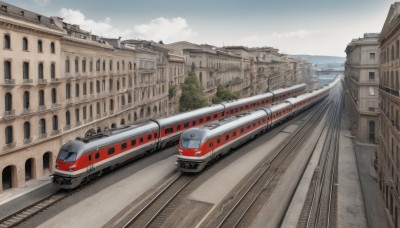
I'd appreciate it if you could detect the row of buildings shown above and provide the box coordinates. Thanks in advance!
[0,1,313,193]
[344,2,400,226]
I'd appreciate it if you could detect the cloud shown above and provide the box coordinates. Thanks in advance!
[243,30,320,43]
[31,0,50,7]
[59,8,133,38]
[133,17,196,42]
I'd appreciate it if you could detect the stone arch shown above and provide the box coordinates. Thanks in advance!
[121,118,125,125]
[43,152,53,174]
[147,106,151,116]
[25,158,36,181]
[85,128,96,138]
[97,127,101,133]
[2,165,17,191]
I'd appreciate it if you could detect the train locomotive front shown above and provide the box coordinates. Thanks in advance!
[176,129,209,172]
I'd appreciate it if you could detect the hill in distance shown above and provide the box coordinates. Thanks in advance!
[290,54,345,70]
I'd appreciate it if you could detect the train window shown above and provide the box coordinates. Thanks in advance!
[177,125,181,130]
[230,110,234,114]
[214,114,218,118]
[184,122,189,128]
[240,128,244,133]
[139,138,143,143]
[217,138,221,144]
[253,123,256,127]
[235,108,239,113]
[240,107,243,111]
[221,111,225,117]
[209,142,213,147]
[88,155,91,161]
[192,120,196,126]
[199,118,203,124]
[108,148,115,155]
[122,143,127,149]
[131,139,136,146]
[95,152,100,159]
[165,129,169,134]
[233,132,236,137]
[247,125,250,129]
[169,127,173,133]
[207,116,211,121]
[225,135,229,140]
[148,134,152,140]
[154,133,158,138]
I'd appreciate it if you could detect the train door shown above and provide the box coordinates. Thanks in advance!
[86,152,94,173]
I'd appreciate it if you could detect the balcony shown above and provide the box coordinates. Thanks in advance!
[3,110,15,119]
[66,98,73,105]
[22,108,32,115]
[50,78,62,84]
[38,105,46,112]
[87,117,93,122]
[38,133,47,139]
[1,79,16,86]
[3,142,16,151]
[22,79,34,86]
[379,84,400,97]
[51,129,60,136]
[37,79,48,85]
[63,125,71,131]
[76,121,82,127]
[23,137,32,144]
[51,103,61,109]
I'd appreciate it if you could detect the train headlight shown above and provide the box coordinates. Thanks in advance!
[68,166,76,171]
[178,149,183,155]
[194,151,201,156]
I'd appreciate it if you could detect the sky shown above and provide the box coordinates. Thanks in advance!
[4,0,395,56]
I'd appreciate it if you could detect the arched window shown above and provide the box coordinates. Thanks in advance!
[65,59,70,73]
[128,94,132,103]
[38,40,43,52]
[110,99,114,110]
[83,82,87,95]
[82,58,86,72]
[23,62,29,79]
[117,61,120,71]
[109,79,113,90]
[5,92,12,112]
[75,57,79,72]
[50,42,55,54]
[75,83,79,97]
[4,60,11,80]
[38,63,44,79]
[39,118,46,135]
[121,95,125,106]
[96,59,100,71]
[23,121,30,139]
[66,111,71,126]
[75,109,80,123]
[103,60,106,71]
[52,115,58,130]
[23,91,30,109]
[129,62,132,70]
[109,60,113,71]
[66,83,71,99]
[51,63,55,79]
[4,34,10,49]
[51,88,57,104]
[5,125,13,144]
[39,90,45,106]
[22,37,28,51]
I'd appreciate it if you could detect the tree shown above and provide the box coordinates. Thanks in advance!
[169,84,178,99]
[212,85,240,104]
[179,72,208,112]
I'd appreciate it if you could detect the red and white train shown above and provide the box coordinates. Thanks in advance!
[177,78,339,172]
[53,83,306,189]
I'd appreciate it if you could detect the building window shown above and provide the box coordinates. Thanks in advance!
[75,57,79,73]
[38,40,43,53]
[110,99,114,110]
[39,90,45,106]
[369,87,375,96]
[4,60,11,80]
[96,102,100,115]
[5,92,12,112]
[83,82,87,95]
[90,81,94,94]
[23,121,30,139]
[96,80,100,93]
[96,59,100,71]
[23,62,29,79]
[38,63,44,79]
[52,115,58,130]
[109,60,112,71]
[66,111,71,126]
[369,53,376,60]
[4,34,10,49]
[75,83,79,97]
[89,59,93,72]
[23,91,30,109]
[65,59,70,73]
[89,105,93,118]
[22,37,28,51]
[109,79,113,90]
[51,88,57,104]
[66,83,71,99]
[75,109,80,123]
[50,42,55,54]
[83,106,87,120]
[82,58,86,72]
[39,118,46,135]
[51,63,55,79]
[103,60,105,71]
[369,72,375,80]
[5,125,13,144]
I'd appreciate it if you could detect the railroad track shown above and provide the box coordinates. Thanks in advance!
[206,96,333,228]
[122,173,194,228]
[0,191,66,228]
[296,84,342,228]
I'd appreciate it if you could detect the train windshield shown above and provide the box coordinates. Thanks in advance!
[181,139,201,149]
[58,149,77,162]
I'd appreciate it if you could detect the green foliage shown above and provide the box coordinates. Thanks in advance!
[179,72,208,112]
[169,84,178,99]
[212,85,240,104]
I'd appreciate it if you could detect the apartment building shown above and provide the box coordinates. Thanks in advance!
[344,33,380,144]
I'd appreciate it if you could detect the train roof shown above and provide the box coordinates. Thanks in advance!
[286,87,328,104]
[221,92,273,109]
[66,121,159,156]
[271,83,307,96]
[183,109,267,140]
[153,104,224,127]
[265,101,292,113]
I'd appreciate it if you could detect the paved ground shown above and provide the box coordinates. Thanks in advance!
[337,117,367,227]
[189,126,295,205]
[38,156,176,228]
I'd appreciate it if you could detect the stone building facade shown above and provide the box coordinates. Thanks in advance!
[378,3,400,226]
[344,33,380,144]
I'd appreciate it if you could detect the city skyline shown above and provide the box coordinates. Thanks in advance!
[4,0,394,57]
